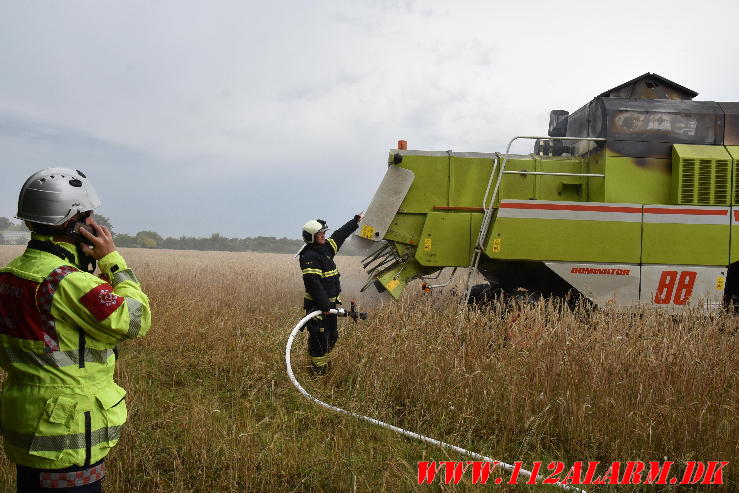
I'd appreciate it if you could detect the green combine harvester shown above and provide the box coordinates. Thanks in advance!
[354,73,739,311]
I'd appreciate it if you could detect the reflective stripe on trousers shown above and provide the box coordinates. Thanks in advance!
[311,354,329,368]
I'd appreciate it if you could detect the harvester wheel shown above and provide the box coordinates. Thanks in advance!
[467,284,542,307]
[467,283,496,305]
[726,293,739,314]
[724,262,739,313]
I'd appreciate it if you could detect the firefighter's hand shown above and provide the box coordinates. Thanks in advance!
[354,211,365,222]
[80,220,117,260]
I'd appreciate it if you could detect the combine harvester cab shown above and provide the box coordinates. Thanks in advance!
[355,73,739,311]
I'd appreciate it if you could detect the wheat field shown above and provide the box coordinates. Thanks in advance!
[0,246,736,492]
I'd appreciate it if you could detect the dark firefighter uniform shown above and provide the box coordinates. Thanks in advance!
[299,217,359,369]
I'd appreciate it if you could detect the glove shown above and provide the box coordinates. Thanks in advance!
[354,211,365,222]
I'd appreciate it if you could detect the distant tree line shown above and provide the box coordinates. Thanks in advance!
[113,231,304,254]
[1,215,361,255]
[0,217,27,231]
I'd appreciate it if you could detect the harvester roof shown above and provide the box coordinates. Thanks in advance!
[598,72,698,100]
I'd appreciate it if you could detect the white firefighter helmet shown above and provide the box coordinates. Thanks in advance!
[17,168,101,226]
[302,219,329,243]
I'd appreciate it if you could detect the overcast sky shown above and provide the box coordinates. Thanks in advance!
[2,0,738,238]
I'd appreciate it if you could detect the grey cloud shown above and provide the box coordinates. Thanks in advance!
[1,0,739,239]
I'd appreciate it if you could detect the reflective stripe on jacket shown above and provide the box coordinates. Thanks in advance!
[0,235,151,469]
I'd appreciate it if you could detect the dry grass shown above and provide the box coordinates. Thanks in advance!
[0,246,736,492]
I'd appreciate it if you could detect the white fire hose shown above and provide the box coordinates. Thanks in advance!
[286,309,586,492]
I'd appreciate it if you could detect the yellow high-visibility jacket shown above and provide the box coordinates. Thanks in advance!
[0,235,151,469]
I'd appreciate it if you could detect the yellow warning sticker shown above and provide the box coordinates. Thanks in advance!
[423,238,432,251]
[360,225,375,239]
[386,279,400,291]
[716,276,725,290]
[492,238,501,253]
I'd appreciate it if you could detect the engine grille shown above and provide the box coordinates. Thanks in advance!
[673,147,731,206]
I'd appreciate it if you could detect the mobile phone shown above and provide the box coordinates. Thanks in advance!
[73,221,96,246]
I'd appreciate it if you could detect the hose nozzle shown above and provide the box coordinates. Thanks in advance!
[334,300,368,321]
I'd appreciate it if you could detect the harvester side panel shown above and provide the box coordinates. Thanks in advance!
[449,154,495,207]
[642,205,730,266]
[497,157,535,204]
[384,213,426,246]
[415,212,473,266]
[484,200,642,263]
[730,208,739,264]
[395,153,450,213]
[587,151,606,202]
[545,261,726,309]
[534,156,588,202]
[544,261,640,306]
[603,156,672,204]
[641,265,726,309]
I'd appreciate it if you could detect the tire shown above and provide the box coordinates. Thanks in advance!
[467,283,498,305]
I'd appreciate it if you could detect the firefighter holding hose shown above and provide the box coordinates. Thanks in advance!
[298,213,362,374]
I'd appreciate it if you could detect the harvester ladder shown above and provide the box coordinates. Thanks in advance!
[462,136,606,303]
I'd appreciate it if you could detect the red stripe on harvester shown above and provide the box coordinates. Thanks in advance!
[499,203,641,214]
[644,207,728,216]
[734,211,739,222]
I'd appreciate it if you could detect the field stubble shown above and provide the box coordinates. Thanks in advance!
[0,246,736,492]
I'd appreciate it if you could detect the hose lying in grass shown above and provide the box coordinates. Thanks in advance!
[286,309,586,492]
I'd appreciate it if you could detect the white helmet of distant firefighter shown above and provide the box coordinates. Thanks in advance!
[302,219,328,243]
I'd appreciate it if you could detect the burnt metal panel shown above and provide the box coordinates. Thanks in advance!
[720,102,739,146]
[564,100,594,138]
[547,75,723,159]
[564,99,723,158]
[548,110,569,137]
[602,99,722,143]
[606,141,674,158]
[567,97,724,157]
